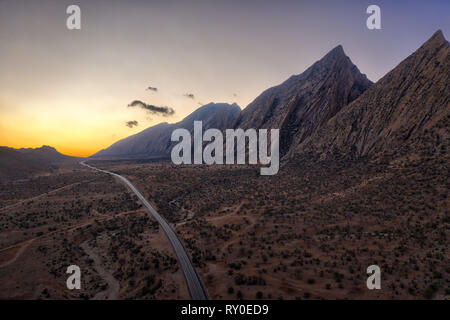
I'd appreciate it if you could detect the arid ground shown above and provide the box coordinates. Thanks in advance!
[0,164,188,299]
[1,154,447,300]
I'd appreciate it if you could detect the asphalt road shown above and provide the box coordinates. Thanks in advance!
[80,161,208,300]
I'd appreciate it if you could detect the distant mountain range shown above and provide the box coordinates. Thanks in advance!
[0,145,81,181]
[96,31,448,163]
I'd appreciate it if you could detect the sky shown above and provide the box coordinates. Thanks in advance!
[0,0,449,157]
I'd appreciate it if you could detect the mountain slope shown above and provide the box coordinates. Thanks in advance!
[233,45,372,156]
[299,30,449,159]
[92,102,241,158]
[0,145,81,181]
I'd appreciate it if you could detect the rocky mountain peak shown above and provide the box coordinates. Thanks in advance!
[318,44,346,64]
[412,29,448,58]
[426,29,446,45]
[234,44,372,156]
[300,30,449,159]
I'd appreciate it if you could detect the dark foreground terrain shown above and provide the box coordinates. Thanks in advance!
[88,151,448,300]
[1,152,447,300]
[0,164,188,299]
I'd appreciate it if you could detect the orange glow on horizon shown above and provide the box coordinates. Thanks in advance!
[1,141,101,158]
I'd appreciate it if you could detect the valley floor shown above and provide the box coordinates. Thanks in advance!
[0,152,448,300]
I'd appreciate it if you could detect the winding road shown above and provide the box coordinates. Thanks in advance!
[80,161,208,300]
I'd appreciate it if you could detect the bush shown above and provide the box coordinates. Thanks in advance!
[423,283,438,300]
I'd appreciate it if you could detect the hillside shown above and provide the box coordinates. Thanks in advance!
[92,102,241,159]
[233,45,372,156]
[0,145,81,181]
[298,30,449,160]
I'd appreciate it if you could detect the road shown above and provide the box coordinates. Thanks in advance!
[80,161,208,300]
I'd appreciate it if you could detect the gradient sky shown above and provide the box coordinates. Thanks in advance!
[0,0,449,156]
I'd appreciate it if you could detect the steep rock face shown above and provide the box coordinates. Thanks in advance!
[234,45,372,156]
[299,30,449,158]
[92,103,241,158]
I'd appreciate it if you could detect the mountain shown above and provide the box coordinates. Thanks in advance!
[298,30,449,159]
[92,102,241,158]
[0,145,81,181]
[233,45,372,156]
[92,30,448,162]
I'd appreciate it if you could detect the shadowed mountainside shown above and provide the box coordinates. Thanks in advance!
[91,102,241,159]
[88,31,448,164]
[0,145,81,181]
[233,45,372,156]
[298,30,449,160]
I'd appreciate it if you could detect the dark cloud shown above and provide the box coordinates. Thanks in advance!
[127,100,175,116]
[146,86,158,92]
[183,93,195,99]
[125,120,138,128]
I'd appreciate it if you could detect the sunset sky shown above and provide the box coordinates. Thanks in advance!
[0,0,449,157]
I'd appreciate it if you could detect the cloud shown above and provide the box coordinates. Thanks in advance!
[127,100,175,116]
[233,93,238,97]
[146,86,158,92]
[125,120,138,128]
[183,93,195,99]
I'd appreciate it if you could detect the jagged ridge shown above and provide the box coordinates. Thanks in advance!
[234,44,372,157]
[299,30,449,159]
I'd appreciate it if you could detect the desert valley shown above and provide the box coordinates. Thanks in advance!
[0,30,448,300]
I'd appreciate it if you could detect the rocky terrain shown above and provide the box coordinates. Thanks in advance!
[233,45,372,157]
[299,30,449,160]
